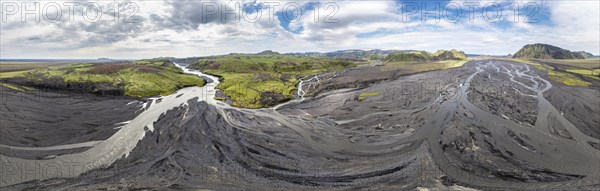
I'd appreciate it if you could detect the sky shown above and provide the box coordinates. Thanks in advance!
[0,0,599,59]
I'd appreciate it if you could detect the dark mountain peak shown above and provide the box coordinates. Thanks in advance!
[513,43,590,59]
[257,50,280,55]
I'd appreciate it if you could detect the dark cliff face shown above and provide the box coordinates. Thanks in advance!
[512,43,592,59]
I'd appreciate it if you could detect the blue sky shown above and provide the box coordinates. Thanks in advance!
[0,0,598,58]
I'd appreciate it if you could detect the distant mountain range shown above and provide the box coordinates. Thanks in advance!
[512,43,594,59]
[172,49,470,66]
[285,49,418,59]
[171,44,596,65]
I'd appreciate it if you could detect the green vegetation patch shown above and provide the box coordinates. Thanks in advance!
[0,82,35,91]
[433,49,467,60]
[382,49,469,74]
[0,62,75,72]
[188,53,356,108]
[386,51,434,62]
[508,58,593,87]
[547,70,591,86]
[358,91,381,101]
[0,70,31,79]
[0,60,205,97]
[566,69,600,81]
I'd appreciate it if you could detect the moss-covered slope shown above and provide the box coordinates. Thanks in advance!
[188,53,356,108]
[0,59,205,98]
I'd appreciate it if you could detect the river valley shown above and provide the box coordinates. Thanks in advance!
[1,60,599,190]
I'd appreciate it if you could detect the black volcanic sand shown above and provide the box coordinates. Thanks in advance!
[5,100,455,190]
[467,64,539,126]
[0,147,89,160]
[2,60,600,190]
[0,87,143,157]
[543,86,600,139]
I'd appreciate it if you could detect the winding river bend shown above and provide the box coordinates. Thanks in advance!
[0,63,221,186]
[0,62,312,186]
[1,60,599,190]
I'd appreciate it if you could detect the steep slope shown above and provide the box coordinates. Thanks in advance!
[433,49,467,60]
[573,51,594,59]
[512,43,591,59]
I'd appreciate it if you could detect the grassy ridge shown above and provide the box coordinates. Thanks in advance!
[188,53,356,108]
[385,49,467,62]
[0,59,205,97]
[385,51,433,62]
[380,49,469,74]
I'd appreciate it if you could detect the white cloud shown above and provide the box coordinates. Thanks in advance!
[0,0,598,58]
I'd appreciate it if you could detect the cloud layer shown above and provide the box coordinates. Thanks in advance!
[1,0,598,58]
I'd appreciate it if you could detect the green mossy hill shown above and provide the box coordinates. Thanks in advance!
[385,51,433,62]
[433,49,467,60]
[188,53,356,108]
[0,59,205,98]
[190,54,354,73]
[513,43,593,59]
[385,49,467,62]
